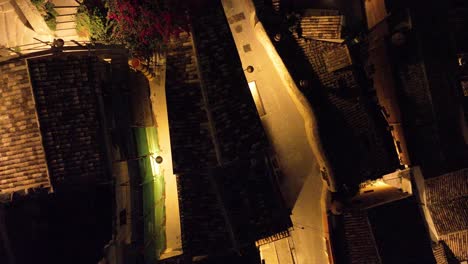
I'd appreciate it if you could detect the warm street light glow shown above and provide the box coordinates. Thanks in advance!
[248,81,266,116]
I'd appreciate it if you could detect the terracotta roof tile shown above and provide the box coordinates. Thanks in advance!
[425,169,468,236]
[27,55,107,187]
[426,169,468,261]
[426,169,468,204]
[0,59,51,196]
[343,210,381,264]
[439,231,468,262]
[429,199,468,235]
[300,16,343,39]
[432,242,449,264]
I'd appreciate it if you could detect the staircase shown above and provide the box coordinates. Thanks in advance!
[52,0,80,41]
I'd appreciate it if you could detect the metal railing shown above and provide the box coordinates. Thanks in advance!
[0,38,127,62]
[255,230,291,247]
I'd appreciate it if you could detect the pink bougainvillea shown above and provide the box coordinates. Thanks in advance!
[106,0,189,56]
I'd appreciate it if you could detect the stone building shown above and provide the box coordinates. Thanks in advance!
[0,51,120,263]
[426,169,468,263]
[254,0,400,192]
[1,1,291,263]
[163,1,291,261]
[0,59,52,198]
[250,0,467,263]
[1,0,466,263]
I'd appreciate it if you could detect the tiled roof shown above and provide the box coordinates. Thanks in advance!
[0,59,51,196]
[397,6,468,177]
[300,15,343,40]
[176,171,233,254]
[27,55,107,187]
[322,45,352,72]
[166,32,218,173]
[426,168,468,205]
[343,210,381,264]
[439,231,468,262]
[426,169,468,261]
[192,9,267,163]
[252,0,399,188]
[166,2,290,255]
[294,37,398,183]
[432,242,450,264]
[428,200,468,235]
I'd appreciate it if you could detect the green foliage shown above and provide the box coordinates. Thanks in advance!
[76,5,111,41]
[31,0,44,7]
[44,2,58,31]
[31,0,58,31]
[105,0,189,58]
[74,0,189,58]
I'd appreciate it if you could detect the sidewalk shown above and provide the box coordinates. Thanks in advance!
[0,0,84,58]
[222,0,333,263]
[0,0,53,52]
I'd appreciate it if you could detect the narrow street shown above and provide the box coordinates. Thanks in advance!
[222,1,330,263]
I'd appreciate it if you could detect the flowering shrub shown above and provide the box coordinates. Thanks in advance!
[76,4,109,40]
[106,0,189,57]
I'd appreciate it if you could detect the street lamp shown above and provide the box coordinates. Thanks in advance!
[53,38,64,48]
[244,65,254,73]
[155,156,163,164]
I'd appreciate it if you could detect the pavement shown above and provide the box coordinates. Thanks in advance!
[0,0,53,54]
[222,0,331,263]
[148,60,183,260]
[0,0,83,58]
